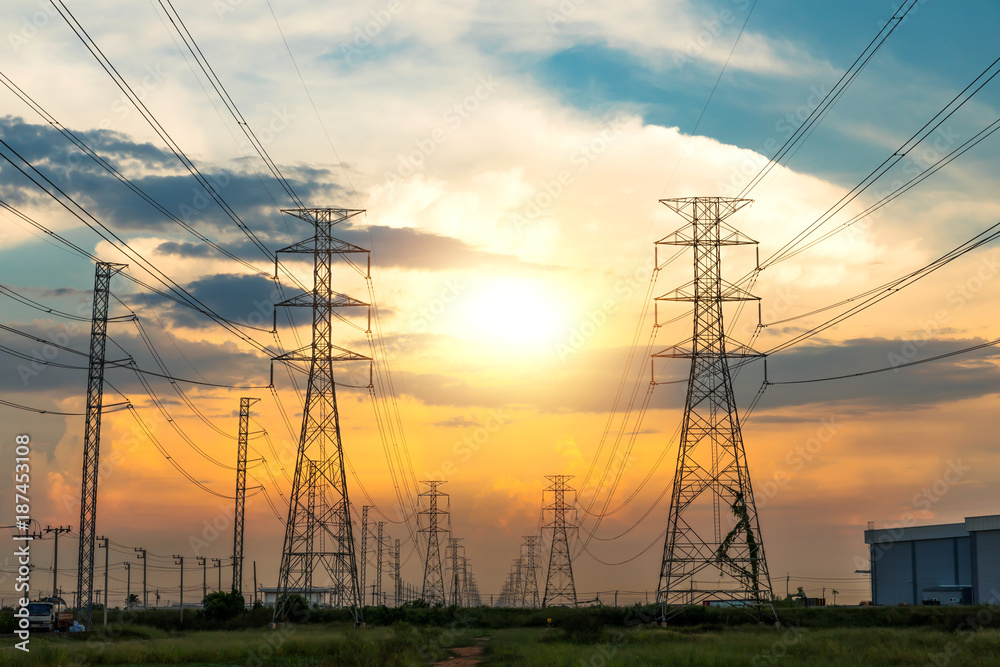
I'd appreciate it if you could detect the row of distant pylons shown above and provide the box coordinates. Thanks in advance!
[71,198,774,627]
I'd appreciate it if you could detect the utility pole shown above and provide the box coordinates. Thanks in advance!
[253,561,258,606]
[654,197,773,615]
[542,476,577,607]
[234,397,259,599]
[375,522,385,606]
[44,526,71,601]
[359,506,369,603]
[135,548,147,609]
[213,558,223,592]
[76,261,126,630]
[419,481,448,604]
[97,536,109,626]
[173,555,184,623]
[124,561,131,609]
[197,557,207,603]
[273,208,369,626]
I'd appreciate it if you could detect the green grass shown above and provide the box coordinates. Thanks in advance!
[0,623,477,666]
[482,626,1000,666]
[5,605,1000,665]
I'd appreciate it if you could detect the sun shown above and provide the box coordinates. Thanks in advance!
[448,275,568,351]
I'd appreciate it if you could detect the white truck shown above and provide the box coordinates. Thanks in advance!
[25,598,73,632]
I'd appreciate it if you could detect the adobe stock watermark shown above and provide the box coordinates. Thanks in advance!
[555,253,652,361]
[338,0,404,63]
[381,74,498,190]
[411,278,467,333]
[672,0,754,71]
[756,417,840,508]
[98,65,169,132]
[719,84,829,197]
[423,409,509,480]
[887,249,1000,369]
[7,0,59,52]
[857,458,971,571]
[504,114,628,244]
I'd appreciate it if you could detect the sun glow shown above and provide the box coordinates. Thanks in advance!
[449,276,568,351]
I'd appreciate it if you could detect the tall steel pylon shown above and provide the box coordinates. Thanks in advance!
[76,261,126,630]
[542,475,578,607]
[520,535,541,607]
[448,537,463,606]
[654,197,773,612]
[376,521,385,605]
[233,397,258,597]
[419,481,448,604]
[393,538,402,606]
[273,208,370,624]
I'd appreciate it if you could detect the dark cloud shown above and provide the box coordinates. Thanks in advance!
[387,337,1000,415]
[0,117,540,273]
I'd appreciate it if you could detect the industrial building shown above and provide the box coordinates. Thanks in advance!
[864,514,1000,605]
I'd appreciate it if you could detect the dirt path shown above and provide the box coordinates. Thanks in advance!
[432,635,491,666]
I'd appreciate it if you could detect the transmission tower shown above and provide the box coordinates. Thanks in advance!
[394,538,402,606]
[273,208,370,624]
[359,505,369,602]
[419,481,449,604]
[448,537,463,606]
[76,261,126,630]
[233,397,258,598]
[654,197,774,612]
[542,475,578,607]
[376,521,385,605]
[521,536,541,607]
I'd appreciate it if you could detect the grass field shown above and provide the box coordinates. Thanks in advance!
[3,604,1000,665]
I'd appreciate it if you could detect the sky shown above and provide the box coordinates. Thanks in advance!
[2,0,1000,608]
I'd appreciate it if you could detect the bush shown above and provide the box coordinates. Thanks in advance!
[201,590,246,623]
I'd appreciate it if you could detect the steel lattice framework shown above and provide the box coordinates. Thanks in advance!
[520,535,541,607]
[419,481,449,604]
[273,208,369,624]
[233,397,258,597]
[654,197,773,611]
[542,475,578,607]
[76,261,126,630]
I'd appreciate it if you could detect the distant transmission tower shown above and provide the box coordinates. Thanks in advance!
[520,535,541,607]
[76,261,126,630]
[419,481,449,604]
[654,197,773,612]
[448,537,463,606]
[233,397,258,598]
[542,475,578,607]
[273,208,370,624]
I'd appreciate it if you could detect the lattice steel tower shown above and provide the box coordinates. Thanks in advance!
[520,535,541,608]
[233,397,258,597]
[419,481,448,604]
[654,197,773,610]
[76,261,126,630]
[273,208,370,624]
[542,475,577,607]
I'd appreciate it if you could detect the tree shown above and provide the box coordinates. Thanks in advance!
[126,594,140,609]
[202,590,245,623]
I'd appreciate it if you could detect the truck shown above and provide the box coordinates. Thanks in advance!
[25,597,73,632]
